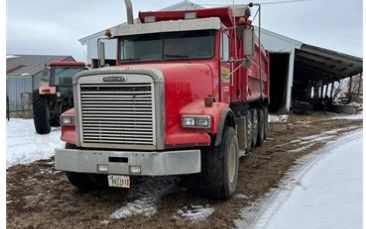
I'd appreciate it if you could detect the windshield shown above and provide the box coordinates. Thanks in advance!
[50,66,85,87]
[119,30,215,62]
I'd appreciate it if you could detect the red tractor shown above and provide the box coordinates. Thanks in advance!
[32,61,85,134]
[55,2,269,199]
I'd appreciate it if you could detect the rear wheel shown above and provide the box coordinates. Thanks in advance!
[200,127,239,199]
[263,107,269,139]
[32,89,50,134]
[256,109,265,146]
[251,109,258,147]
[246,111,253,152]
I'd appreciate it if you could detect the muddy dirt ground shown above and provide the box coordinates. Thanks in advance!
[6,113,362,229]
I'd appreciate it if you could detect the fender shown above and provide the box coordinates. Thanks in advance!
[60,108,77,145]
[214,108,235,146]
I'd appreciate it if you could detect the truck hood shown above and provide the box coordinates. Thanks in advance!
[120,62,215,140]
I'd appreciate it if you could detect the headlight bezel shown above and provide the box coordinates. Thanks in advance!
[181,115,211,129]
[60,115,75,126]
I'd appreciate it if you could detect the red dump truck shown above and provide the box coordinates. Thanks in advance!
[55,2,269,200]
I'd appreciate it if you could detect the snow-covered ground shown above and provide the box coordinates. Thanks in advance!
[6,119,63,169]
[331,111,363,120]
[235,129,363,229]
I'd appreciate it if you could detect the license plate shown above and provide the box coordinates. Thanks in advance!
[108,175,130,188]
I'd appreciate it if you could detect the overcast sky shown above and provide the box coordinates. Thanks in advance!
[6,0,362,61]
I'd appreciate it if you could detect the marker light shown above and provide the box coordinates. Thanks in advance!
[97,164,109,172]
[144,16,155,23]
[184,12,197,19]
[129,165,141,174]
[238,17,247,25]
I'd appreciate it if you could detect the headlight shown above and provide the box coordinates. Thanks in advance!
[181,115,211,129]
[60,116,74,126]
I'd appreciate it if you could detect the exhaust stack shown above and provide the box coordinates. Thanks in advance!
[124,0,134,24]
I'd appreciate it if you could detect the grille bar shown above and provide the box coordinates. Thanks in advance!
[79,82,155,147]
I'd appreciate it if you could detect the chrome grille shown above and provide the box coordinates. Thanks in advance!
[79,83,155,146]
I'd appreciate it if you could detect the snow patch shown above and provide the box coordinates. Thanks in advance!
[6,119,63,169]
[235,129,362,229]
[6,55,18,59]
[174,204,215,222]
[234,193,249,199]
[111,177,178,219]
[268,115,288,123]
[331,111,363,120]
[288,143,316,153]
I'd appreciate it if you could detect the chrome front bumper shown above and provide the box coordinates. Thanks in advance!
[55,148,201,176]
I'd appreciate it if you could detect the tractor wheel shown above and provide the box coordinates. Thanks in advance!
[251,109,258,147]
[263,107,269,139]
[200,127,239,199]
[49,115,60,127]
[32,89,51,134]
[256,109,265,146]
[64,143,108,191]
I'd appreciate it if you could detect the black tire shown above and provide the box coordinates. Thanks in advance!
[251,109,258,147]
[263,107,269,139]
[200,127,239,200]
[32,89,51,134]
[64,144,108,191]
[246,111,253,152]
[256,109,265,146]
[49,115,60,127]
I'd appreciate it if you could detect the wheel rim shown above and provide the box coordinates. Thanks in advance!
[228,140,236,183]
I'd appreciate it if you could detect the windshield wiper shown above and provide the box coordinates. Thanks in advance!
[121,58,141,61]
[164,54,189,59]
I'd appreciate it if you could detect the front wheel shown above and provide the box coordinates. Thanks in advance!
[65,172,108,191]
[64,143,108,191]
[200,127,239,199]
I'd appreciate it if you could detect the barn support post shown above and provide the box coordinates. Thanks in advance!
[348,75,353,102]
[357,73,362,100]
[325,83,329,98]
[330,81,334,100]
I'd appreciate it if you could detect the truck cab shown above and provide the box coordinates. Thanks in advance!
[55,4,269,199]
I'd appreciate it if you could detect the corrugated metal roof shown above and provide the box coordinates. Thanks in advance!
[295,44,363,83]
[160,0,204,11]
[6,54,74,77]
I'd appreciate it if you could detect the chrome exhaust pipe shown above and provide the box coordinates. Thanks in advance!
[124,0,134,24]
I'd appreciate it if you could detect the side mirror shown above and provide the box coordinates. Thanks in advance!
[243,28,254,57]
[97,40,106,67]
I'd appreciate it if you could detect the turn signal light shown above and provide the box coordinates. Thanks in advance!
[238,17,247,25]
